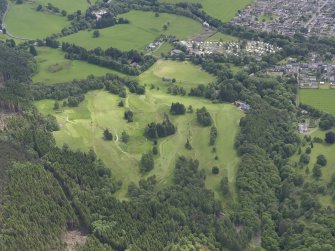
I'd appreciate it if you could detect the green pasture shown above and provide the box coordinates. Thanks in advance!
[5,2,69,39]
[139,59,216,91]
[36,88,243,200]
[207,32,239,42]
[60,10,202,51]
[300,89,335,116]
[32,47,125,84]
[159,0,252,22]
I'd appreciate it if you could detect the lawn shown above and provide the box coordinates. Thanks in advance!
[300,89,335,116]
[5,1,69,39]
[139,59,216,91]
[32,47,125,84]
[59,10,202,51]
[207,32,239,42]
[36,88,243,200]
[159,0,252,22]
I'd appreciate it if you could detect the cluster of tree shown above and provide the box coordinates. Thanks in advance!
[140,152,154,173]
[32,74,145,101]
[145,116,176,139]
[95,13,129,29]
[170,102,186,115]
[209,126,217,145]
[167,85,186,96]
[196,107,213,126]
[60,42,156,75]
[36,3,67,16]
[0,0,6,28]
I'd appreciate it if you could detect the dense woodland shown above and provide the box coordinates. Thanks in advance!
[1,0,335,250]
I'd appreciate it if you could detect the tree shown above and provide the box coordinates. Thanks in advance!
[170,102,186,115]
[29,45,37,56]
[305,147,311,154]
[152,146,158,155]
[185,138,192,150]
[61,10,67,16]
[196,107,213,126]
[212,166,219,174]
[163,24,168,30]
[53,101,59,110]
[103,129,113,141]
[36,4,42,11]
[93,30,100,38]
[299,153,310,165]
[325,131,335,144]
[316,154,327,166]
[121,131,129,143]
[124,110,133,122]
[140,152,154,173]
[313,164,322,178]
[220,177,230,195]
[155,12,159,17]
[118,100,124,107]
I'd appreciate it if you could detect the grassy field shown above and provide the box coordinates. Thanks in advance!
[36,0,89,13]
[60,10,202,51]
[291,129,335,207]
[300,89,335,115]
[139,60,216,91]
[160,0,252,22]
[32,47,125,84]
[5,1,69,39]
[207,32,239,42]
[36,88,243,200]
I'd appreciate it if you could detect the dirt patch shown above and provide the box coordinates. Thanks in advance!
[64,230,87,251]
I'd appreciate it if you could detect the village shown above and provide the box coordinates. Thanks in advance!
[268,58,335,89]
[231,0,335,37]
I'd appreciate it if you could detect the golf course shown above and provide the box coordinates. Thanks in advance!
[36,89,243,199]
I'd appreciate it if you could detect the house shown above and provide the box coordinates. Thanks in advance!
[202,21,210,28]
[234,101,251,111]
[298,123,309,134]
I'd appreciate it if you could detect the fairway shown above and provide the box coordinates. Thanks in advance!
[33,47,125,84]
[159,0,252,22]
[139,60,216,90]
[60,10,202,51]
[291,129,335,207]
[300,89,335,115]
[36,89,243,199]
[5,2,69,39]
